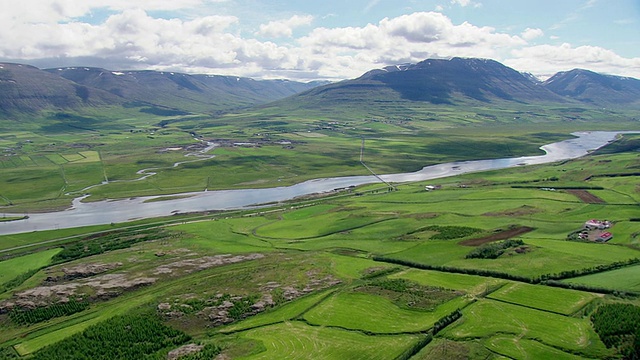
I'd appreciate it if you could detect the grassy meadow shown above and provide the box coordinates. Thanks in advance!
[0,104,639,359]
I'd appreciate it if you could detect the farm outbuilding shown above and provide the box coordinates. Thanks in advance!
[597,232,613,242]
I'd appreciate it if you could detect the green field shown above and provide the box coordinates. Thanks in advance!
[0,248,61,286]
[486,282,597,315]
[232,322,425,360]
[303,292,469,333]
[561,264,640,292]
[0,111,638,359]
[441,299,610,358]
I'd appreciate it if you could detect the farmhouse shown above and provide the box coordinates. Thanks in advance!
[584,219,611,230]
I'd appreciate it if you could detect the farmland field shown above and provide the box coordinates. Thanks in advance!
[303,291,470,333]
[561,264,640,292]
[441,299,611,358]
[0,248,61,286]
[0,124,638,359]
[486,282,597,315]
[231,322,426,360]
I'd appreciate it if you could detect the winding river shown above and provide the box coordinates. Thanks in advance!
[0,131,636,236]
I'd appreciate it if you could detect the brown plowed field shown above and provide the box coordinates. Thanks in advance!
[566,189,606,204]
[460,226,534,246]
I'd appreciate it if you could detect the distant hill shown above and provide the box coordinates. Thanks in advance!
[46,67,326,114]
[285,58,567,111]
[273,58,640,116]
[0,63,122,115]
[0,63,325,117]
[2,58,640,120]
[543,69,640,107]
[358,58,565,104]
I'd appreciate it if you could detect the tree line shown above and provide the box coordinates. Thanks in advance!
[373,256,640,290]
[10,299,89,325]
[592,303,640,359]
[31,313,196,360]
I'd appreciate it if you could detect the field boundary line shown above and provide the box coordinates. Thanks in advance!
[484,296,573,317]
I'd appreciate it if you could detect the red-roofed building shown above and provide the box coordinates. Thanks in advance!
[598,232,613,242]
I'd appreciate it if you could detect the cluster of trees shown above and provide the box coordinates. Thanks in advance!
[178,344,222,360]
[361,267,402,280]
[544,280,639,298]
[372,278,412,292]
[0,347,18,359]
[396,335,433,360]
[591,303,640,359]
[357,278,460,311]
[164,293,261,320]
[10,299,89,325]
[228,294,261,320]
[53,228,175,263]
[432,309,462,335]
[31,313,192,360]
[423,225,481,240]
[465,239,525,259]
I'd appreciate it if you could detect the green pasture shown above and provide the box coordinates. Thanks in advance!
[322,253,395,279]
[3,113,636,210]
[0,248,61,286]
[561,264,640,292]
[486,282,597,315]
[387,237,640,279]
[233,321,425,360]
[174,218,275,253]
[220,289,334,333]
[255,211,392,240]
[414,338,497,360]
[390,268,504,294]
[303,292,470,333]
[441,299,609,358]
[484,335,588,360]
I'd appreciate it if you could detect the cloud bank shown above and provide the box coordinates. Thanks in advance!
[1,3,638,81]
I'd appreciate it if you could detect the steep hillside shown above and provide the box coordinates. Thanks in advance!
[289,58,567,109]
[46,67,325,114]
[543,69,640,107]
[0,63,121,115]
[358,58,565,104]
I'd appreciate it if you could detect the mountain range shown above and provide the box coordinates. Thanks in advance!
[1,58,640,118]
[0,63,326,116]
[287,58,640,110]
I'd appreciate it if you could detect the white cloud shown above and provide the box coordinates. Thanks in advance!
[256,15,313,38]
[450,0,482,8]
[364,0,381,13]
[0,0,218,24]
[0,3,637,81]
[521,28,544,41]
[507,43,640,79]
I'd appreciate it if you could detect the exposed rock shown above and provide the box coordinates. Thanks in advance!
[154,254,265,276]
[158,303,171,311]
[166,311,185,318]
[167,343,204,360]
[61,262,123,280]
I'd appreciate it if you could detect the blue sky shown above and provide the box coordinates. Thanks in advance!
[1,0,638,80]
